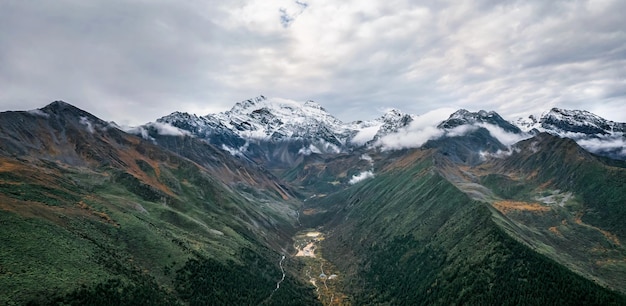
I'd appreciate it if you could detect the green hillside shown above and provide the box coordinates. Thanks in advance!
[302,149,626,304]
[2,104,625,305]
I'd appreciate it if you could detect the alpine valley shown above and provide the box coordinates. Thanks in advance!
[1,96,625,305]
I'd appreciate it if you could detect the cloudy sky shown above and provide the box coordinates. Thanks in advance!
[1,0,625,125]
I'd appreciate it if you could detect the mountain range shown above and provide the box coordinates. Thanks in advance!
[1,97,625,305]
[146,95,625,163]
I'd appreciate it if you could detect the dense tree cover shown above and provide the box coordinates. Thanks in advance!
[43,278,179,306]
[174,249,319,306]
[316,150,626,305]
[38,248,319,305]
[352,226,626,305]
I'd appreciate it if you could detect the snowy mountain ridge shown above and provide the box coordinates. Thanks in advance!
[143,97,625,160]
[155,96,416,154]
[514,108,626,159]
[516,108,626,135]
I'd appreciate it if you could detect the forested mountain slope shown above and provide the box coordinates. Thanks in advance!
[0,102,318,305]
[1,100,625,305]
[302,146,626,304]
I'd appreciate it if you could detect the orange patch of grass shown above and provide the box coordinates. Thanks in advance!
[0,195,91,227]
[383,149,432,171]
[492,200,550,214]
[302,209,316,215]
[527,170,540,179]
[0,160,23,172]
[574,213,621,246]
[76,200,118,226]
[537,180,554,190]
[601,231,621,246]
[549,226,562,236]
[595,258,626,266]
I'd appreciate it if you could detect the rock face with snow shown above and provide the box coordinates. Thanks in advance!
[148,96,423,167]
[347,108,416,146]
[138,97,626,164]
[520,108,626,135]
[516,108,626,159]
[154,96,343,167]
[439,109,522,133]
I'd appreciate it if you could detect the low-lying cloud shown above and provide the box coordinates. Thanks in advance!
[375,108,455,150]
[476,123,533,147]
[349,170,374,185]
[351,124,382,145]
[79,116,95,134]
[375,108,534,151]
[124,122,191,140]
[27,109,50,118]
[573,134,626,157]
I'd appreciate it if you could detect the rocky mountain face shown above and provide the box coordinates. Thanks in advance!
[438,109,522,133]
[152,96,418,169]
[516,108,626,159]
[1,99,626,304]
[517,108,626,135]
[148,98,625,168]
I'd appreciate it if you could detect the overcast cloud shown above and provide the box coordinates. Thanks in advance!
[1,0,625,125]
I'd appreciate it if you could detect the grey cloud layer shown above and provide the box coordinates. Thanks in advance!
[1,0,624,124]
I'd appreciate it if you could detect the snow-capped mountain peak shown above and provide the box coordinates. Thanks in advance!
[140,97,625,161]
[229,95,268,113]
[439,109,521,133]
[514,108,626,159]
[376,109,415,135]
[215,96,347,141]
[516,108,625,136]
[514,114,540,133]
[541,108,625,135]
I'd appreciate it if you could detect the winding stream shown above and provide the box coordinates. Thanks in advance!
[273,254,286,292]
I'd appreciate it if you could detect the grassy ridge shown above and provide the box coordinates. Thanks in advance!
[475,134,626,293]
[0,156,315,305]
[308,150,626,304]
[501,134,626,238]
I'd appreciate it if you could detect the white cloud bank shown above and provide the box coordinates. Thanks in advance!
[375,108,533,151]
[573,134,626,157]
[476,123,533,147]
[375,108,455,150]
[349,170,374,185]
[351,124,382,145]
[123,122,191,140]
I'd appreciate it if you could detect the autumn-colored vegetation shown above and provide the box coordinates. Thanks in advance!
[492,200,550,214]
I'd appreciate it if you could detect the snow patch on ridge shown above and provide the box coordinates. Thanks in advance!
[360,154,373,163]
